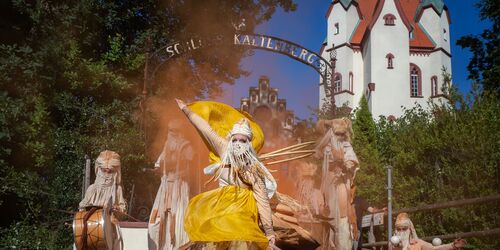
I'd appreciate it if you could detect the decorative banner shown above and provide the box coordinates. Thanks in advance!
[233,34,326,75]
[148,33,334,95]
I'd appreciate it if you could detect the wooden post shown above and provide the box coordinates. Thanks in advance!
[386,165,393,240]
[142,36,151,151]
[128,184,135,216]
[82,154,91,198]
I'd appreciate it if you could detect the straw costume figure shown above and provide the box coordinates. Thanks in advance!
[176,99,277,250]
[79,150,127,250]
[148,119,196,250]
[391,213,466,250]
[314,118,359,250]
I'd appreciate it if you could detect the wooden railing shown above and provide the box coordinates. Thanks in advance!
[360,194,500,248]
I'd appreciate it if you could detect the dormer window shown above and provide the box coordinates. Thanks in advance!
[383,14,396,26]
[334,23,339,35]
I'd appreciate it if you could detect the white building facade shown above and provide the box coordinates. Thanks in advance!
[319,0,451,118]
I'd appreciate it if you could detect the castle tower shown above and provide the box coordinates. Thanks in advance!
[240,76,295,140]
[320,0,451,118]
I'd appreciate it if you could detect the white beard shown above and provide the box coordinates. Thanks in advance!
[396,230,411,250]
[165,133,182,152]
[221,141,256,171]
[95,169,114,187]
[217,139,277,199]
[232,141,250,158]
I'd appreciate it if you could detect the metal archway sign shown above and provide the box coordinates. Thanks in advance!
[145,33,335,97]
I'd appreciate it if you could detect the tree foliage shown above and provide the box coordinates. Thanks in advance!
[0,0,295,248]
[456,0,500,94]
[351,96,386,206]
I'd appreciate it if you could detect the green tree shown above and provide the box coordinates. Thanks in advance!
[456,0,499,94]
[0,0,296,248]
[351,95,386,205]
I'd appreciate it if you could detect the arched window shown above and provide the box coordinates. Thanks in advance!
[349,72,353,92]
[384,14,396,26]
[241,104,248,111]
[334,73,342,93]
[431,76,438,96]
[386,53,394,69]
[269,94,276,103]
[410,63,422,97]
[334,23,339,35]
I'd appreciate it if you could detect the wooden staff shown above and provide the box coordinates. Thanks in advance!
[260,150,315,160]
[260,141,315,157]
[265,153,314,166]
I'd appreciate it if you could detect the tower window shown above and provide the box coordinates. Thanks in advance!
[349,72,353,92]
[410,63,422,97]
[334,23,339,35]
[431,76,438,96]
[443,29,447,41]
[383,14,396,26]
[386,53,394,69]
[334,73,342,93]
[409,31,414,40]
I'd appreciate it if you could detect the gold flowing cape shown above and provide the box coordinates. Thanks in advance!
[187,101,264,164]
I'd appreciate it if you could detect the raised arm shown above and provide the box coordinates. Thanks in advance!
[420,238,466,250]
[176,99,227,156]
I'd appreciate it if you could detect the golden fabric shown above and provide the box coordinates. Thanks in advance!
[187,101,264,164]
[184,186,269,250]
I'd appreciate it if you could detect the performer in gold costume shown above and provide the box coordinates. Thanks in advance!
[176,99,277,250]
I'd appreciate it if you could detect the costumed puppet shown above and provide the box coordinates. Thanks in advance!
[177,99,277,250]
[77,150,127,250]
[314,118,359,250]
[390,213,466,250]
[148,119,196,250]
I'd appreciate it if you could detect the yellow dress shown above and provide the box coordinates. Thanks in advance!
[184,185,269,249]
[181,102,275,250]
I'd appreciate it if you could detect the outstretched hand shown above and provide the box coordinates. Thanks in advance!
[453,239,467,248]
[268,236,277,249]
[175,98,186,110]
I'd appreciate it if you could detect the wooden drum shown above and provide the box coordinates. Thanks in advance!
[73,207,114,250]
